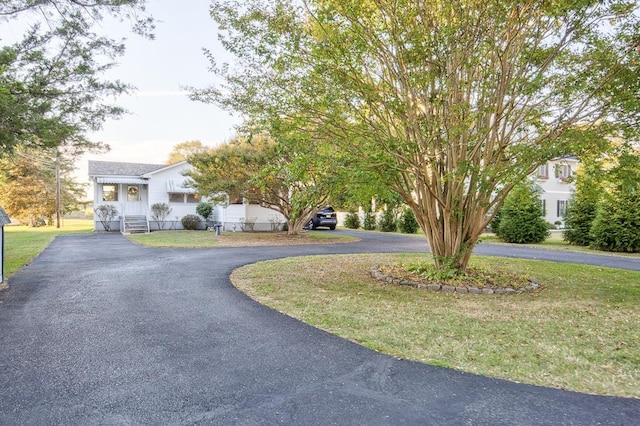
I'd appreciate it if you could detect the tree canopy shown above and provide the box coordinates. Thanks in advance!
[188,133,341,234]
[195,0,640,271]
[166,140,210,164]
[0,147,86,225]
[0,0,153,156]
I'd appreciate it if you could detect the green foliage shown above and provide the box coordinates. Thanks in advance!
[150,202,172,230]
[398,208,419,234]
[563,193,599,246]
[362,211,377,231]
[198,0,640,270]
[590,190,640,253]
[181,214,202,231]
[0,149,86,226]
[167,140,208,164]
[188,134,338,235]
[0,1,152,156]
[379,208,397,232]
[343,212,360,229]
[496,183,549,244]
[94,204,118,232]
[195,202,214,221]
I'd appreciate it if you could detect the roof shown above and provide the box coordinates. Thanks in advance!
[0,206,11,226]
[88,160,167,177]
[142,161,189,177]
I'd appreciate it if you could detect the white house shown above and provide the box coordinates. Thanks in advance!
[88,160,285,233]
[534,156,579,226]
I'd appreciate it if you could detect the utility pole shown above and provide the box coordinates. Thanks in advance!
[55,149,61,229]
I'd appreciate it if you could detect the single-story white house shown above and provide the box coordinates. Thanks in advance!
[88,160,285,233]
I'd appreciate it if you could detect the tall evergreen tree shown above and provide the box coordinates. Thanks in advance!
[496,182,549,244]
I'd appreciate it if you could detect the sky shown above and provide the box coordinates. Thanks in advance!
[75,0,240,170]
[2,0,240,181]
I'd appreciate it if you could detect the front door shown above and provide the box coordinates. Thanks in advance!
[122,184,145,216]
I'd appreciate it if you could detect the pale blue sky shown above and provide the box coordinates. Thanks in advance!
[80,0,239,167]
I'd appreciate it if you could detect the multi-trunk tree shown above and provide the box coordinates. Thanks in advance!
[196,0,640,272]
[188,133,340,234]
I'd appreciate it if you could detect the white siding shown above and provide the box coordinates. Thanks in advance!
[535,157,578,226]
[147,163,202,229]
[246,204,286,231]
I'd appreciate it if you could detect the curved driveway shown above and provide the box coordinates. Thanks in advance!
[0,231,638,425]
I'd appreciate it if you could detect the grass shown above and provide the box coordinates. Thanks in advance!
[231,253,640,398]
[126,229,357,248]
[3,219,93,278]
[480,231,640,258]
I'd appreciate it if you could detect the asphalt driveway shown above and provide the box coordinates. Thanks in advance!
[0,231,638,425]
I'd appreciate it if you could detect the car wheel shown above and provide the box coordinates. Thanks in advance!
[329,225,336,230]
[307,219,315,230]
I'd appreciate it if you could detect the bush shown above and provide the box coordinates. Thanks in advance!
[94,204,118,232]
[181,214,202,230]
[398,208,419,234]
[196,202,214,223]
[344,212,360,229]
[496,183,549,244]
[363,211,377,230]
[151,202,172,230]
[590,191,640,252]
[379,208,397,232]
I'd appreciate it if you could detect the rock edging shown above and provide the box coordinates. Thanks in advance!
[370,267,541,295]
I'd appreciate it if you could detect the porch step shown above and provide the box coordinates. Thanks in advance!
[123,215,149,234]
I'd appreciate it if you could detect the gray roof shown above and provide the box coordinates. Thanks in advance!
[88,160,167,177]
[0,206,10,226]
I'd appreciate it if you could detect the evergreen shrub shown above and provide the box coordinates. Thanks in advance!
[181,214,202,230]
[344,212,360,229]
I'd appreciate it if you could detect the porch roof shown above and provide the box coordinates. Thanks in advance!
[96,177,149,184]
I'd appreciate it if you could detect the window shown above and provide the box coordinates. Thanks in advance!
[169,193,201,203]
[186,193,201,204]
[537,164,549,179]
[540,199,547,216]
[557,200,568,218]
[127,185,139,202]
[554,164,572,181]
[102,184,118,202]
[169,193,184,203]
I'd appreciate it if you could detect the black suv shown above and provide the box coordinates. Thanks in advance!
[306,206,337,230]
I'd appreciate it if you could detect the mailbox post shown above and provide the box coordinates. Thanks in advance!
[0,206,11,284]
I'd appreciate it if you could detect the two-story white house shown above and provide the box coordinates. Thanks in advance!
[533,156,579,226]
[88,160,285,233]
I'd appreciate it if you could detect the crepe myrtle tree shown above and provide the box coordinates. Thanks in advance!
[188,132,341,235]
[194,0,640,273]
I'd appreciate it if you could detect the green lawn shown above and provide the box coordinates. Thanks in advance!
[126,229,356,247]
[232,253,640,398]
[3,219,93,278]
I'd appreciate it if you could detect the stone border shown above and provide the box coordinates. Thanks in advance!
[370,267,541,295]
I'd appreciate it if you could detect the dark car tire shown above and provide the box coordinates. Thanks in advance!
[329,225,336,230]
[307,219,315,230]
